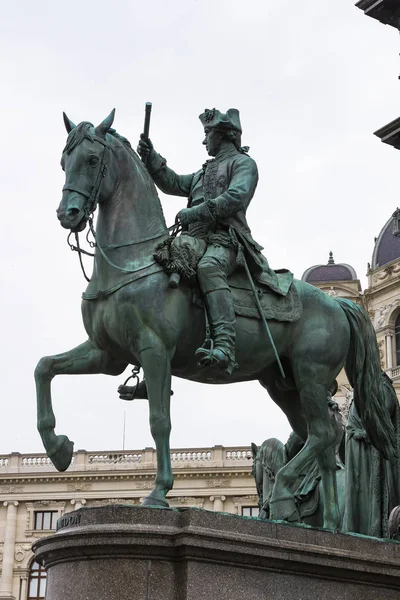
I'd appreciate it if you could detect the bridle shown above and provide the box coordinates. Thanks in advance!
[63,135,110,220]
[64,135,180,282]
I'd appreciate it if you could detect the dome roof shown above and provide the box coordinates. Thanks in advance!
[371,208,400,270]
[302,252,358,283]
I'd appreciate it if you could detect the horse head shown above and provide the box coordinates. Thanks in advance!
[57,109,118,232]
[252,439,286,519]
[251,443,263,509]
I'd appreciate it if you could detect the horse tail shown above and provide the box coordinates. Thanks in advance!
[336,297,396,460]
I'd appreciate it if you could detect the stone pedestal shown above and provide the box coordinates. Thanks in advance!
[33,505,400,600]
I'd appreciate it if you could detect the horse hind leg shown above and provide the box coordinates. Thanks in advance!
[34,340,127,471]
[259,366,308,523]
[271,378,339,530]
[317,445,341,531]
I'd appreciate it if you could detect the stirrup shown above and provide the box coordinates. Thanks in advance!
[195,344,237,375]
[195,337,214,362]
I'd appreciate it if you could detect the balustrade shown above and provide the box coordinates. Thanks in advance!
[88,453,143,465]
[0,446,253,473]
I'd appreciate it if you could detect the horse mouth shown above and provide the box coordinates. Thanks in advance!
[58,212,87,233]
[70,218,87,233]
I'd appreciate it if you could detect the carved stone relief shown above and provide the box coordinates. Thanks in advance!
[374,299,400,330]
[134,481,153,490]
[0,485,24,494]
[91,499,137,506]
[67,483,92,492]
[169,496,205,508]
[373,263,400,284]
[205,478,231,488]
[327,287,338,298]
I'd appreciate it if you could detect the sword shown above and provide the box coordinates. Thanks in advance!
[240,250,286,379]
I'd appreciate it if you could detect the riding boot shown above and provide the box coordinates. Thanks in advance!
[195,288,236,374]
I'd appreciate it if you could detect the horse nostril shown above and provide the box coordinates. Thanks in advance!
[66,208,80,218]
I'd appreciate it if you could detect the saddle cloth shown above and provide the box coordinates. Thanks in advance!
[227,269,301,322]
[154,235,302,323]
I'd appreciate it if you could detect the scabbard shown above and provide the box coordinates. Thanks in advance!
[240,250,286,379]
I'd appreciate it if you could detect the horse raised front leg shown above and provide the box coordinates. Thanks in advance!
[139,337,173,508]
[34,340,127,471]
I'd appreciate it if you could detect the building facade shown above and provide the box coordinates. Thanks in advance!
[301,209,400,406]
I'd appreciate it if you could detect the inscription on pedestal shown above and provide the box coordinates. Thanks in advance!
[57,513,81,531]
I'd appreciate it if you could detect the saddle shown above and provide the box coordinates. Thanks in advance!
[154,234,302,323]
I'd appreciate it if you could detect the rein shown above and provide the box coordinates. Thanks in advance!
[63,130,181,281]
[68,217,181,282]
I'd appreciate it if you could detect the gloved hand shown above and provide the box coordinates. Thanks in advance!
[137,134,154,159]
[176,208,193,228]
[176,203,214,228]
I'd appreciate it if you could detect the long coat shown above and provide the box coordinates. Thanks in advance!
[147,146,292,296]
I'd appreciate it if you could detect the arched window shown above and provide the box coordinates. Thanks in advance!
[28,561,47,600]
[396,314,400,367]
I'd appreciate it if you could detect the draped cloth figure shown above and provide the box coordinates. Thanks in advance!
[343,372,400,538]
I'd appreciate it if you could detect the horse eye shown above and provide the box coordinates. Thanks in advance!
[89,156,99,166]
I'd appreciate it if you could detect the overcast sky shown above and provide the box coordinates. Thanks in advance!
[1,0,400,456]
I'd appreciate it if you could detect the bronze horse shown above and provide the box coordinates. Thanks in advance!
[35,110,395,530]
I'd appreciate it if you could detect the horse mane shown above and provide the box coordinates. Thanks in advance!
[108,129,156,184]
[107,128,166,225]
[258,438,286,474]
[63,122,94,155]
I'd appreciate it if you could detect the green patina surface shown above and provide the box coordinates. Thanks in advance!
[34,107,398,535]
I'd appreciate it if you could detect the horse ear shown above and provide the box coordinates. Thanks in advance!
[251,442,258,458]
[63,112,76,133]
[95,109,116,138]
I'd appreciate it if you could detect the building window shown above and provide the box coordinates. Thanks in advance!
[396,314,400,366]
[34,510,58,530]
[28,561,47,599]
[241,506,259,517]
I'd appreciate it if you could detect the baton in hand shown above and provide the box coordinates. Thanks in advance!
[142,102,152,165]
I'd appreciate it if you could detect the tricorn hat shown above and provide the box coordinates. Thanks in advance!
[199,108,242,133]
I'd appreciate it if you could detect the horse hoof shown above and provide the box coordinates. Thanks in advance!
[141,492,169,508]
[48,435,74,472]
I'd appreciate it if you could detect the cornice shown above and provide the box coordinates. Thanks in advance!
[356,0,400,30]
[366,277,400,296]
[0,468,252,487]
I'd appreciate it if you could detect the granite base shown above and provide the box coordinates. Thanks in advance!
[33,505,400,600]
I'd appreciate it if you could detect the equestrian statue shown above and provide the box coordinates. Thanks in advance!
[34,106,396,531]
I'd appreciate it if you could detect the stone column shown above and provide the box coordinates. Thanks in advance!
[19,577,28,600]
[386,334,393,370]
[70,499,86,511]
[210,495,225,512]
[0,501,19,600]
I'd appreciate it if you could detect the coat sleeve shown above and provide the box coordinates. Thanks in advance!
[184,156,258,224]
[146,150,194,198]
